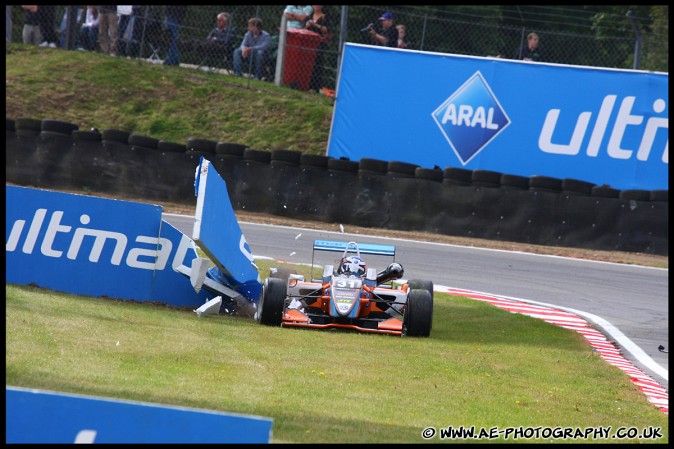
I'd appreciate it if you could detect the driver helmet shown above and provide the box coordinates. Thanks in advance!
[339,256,367,276]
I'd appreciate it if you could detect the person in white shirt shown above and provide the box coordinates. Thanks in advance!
[79,6,99,51]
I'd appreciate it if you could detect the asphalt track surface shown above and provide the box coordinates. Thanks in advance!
[163,213,669,391]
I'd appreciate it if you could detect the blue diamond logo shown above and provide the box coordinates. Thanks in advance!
[432,71,510,165]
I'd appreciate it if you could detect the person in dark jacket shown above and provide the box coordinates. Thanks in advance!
[368,11,398,48]
[38,4,58,47]
[514,32,543,62]
[21,5,42,45]
[163,5,187,66]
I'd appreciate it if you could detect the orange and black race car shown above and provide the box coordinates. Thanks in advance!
[255,240,434,337]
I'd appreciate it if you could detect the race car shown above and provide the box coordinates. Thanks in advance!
[255,240,434,337]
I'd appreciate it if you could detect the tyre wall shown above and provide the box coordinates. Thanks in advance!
[5,118,668,256]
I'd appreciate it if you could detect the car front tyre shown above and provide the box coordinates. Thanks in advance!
[403,289,433,337]
[256,277,286,326]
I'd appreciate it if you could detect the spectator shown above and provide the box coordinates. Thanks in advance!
[117,5,142,57]
[305,4,329,93]
[58,6,84,49]
[21,5,42,46]
[117,5,133,45]
[514,32,542,62]
[200,12,235,66]
[163,5,187,66]
[368,11,398,48]
[233,17,270,81]
[396,24,408,49]
[97,5,118,56]
[7,5,12,44]
[78,6,99,51]
[283,5,312,29]
[38,4,58,48]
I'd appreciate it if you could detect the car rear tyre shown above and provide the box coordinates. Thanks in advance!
[256,278,286,326]
[403,289,433,337]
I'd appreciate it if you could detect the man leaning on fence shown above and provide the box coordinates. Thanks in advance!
[514,32,543,62]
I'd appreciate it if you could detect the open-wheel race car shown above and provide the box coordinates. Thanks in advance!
[255,240,434,337]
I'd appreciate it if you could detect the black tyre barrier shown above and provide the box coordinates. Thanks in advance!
[267,161,305,215]
[128,133,160,149]
[244,148,272,163]
[101,139,131,154]
[300,152,330,169]
[286,162,335,219]
[328,158,359,173]
[7,118,15,131]
[102,128,131,144]
[132,145,160,153]
[529,175,562,192]
[15,117,42,132]
[39,130,73,139]
[471,169,502,187]
[15,128,41,137]
[270,148,302,165]
[5,122,668,256]
[70,140,117,192]
[358,157,389,174]
[215,142,247,156]
[619,189,651,202]
[387,160,419,178]
[562,178,595,196]
[237,156,274,213]
[442,166,472,186]
[157,140,187,153]
[6,129,39,185]
[122,146,161,199]
[153,152,201,203]
[41,119,79,135]
[414,167,443,182]
[185,151,214,161]
[35,131,77,189]
[591,185,620,198]
[650,190,668,202]
[72,130,102,142]
[186,137,217,154]
[500,173,529,190]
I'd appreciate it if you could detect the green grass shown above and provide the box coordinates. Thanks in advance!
[5,43,334,153]
[6,262,668,443]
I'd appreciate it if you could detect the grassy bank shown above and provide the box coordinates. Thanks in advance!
[5,43,334,153]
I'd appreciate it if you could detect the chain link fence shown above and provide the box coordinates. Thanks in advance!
[8,5,667,93]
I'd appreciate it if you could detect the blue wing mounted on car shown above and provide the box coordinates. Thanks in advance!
[313,240,396,257]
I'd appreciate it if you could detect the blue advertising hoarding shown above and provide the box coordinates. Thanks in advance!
[327,44,668,191]
[6,386,273,444]
[6,186,211,307]
[193,158,262,302]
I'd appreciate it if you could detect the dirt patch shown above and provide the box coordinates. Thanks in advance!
[11,184,668,268]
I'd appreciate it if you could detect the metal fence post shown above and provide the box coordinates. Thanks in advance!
[626,10,642,70]
[334,5,349,90]
[274,14,287,86]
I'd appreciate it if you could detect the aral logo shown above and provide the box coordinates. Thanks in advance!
[432,71,510,165]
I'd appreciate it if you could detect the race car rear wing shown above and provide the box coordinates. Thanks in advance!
[312,240,396,257]
[310,240,396,281]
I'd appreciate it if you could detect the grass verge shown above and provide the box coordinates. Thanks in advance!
[6,262,668,444]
